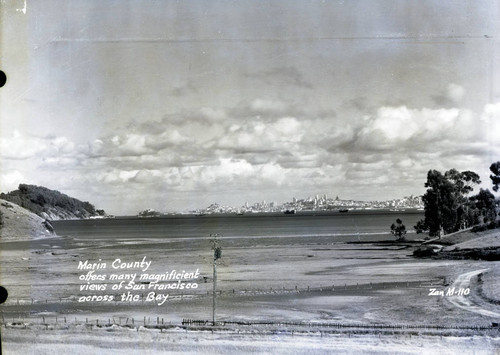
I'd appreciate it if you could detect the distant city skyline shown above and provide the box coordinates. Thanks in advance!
[184,193,424,216]
[1,1,499,215]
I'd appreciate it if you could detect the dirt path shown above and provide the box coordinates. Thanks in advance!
[447,268,500,318]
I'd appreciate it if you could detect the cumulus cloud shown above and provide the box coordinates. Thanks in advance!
[3,96,497,213]
[356,105,479,153]
[1,131,51,160]
[200,158,254,183]
[217,116,304,153]
[117,134,152,156]
[482,102,500,119]
[145,130,191,150]
[96,169,140,184]
[130,169,163,184]
[0,131,79,163]
[0,170,25,192]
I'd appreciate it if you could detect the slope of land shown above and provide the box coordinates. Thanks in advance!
[413,226,500,308]
[442,231,500,250]
[414,227,500,260]
[0,184,105,220]
[0,199,56,241]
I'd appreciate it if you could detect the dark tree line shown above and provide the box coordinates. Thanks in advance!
[414,162,499,237]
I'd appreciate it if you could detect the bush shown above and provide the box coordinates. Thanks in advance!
[471,220,500,232]
[414,219,428,234]
[413,246,437,258]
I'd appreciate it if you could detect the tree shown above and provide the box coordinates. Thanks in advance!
[445,169,480,195]
[422,169,481,236]
[469,188,496,224]
[423,170,455,236]
[414,219,428,234]
[390,218,407,241]
[490,161,500,192]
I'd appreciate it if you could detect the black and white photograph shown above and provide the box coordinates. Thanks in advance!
[1,0,500,353]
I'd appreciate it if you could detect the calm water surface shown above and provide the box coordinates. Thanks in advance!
[52,211,424,246]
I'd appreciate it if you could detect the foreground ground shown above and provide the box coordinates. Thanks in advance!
[1,202,500,353]
[2,233,500,353]
[3,325,500,354]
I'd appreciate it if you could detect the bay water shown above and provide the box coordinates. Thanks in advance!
[52,211,424,248]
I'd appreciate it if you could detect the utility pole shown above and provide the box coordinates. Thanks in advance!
[210,234,222,326]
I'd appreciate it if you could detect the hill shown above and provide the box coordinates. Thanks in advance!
[0,184,105,220]
[413,225,500,260]
[0,199,56,240]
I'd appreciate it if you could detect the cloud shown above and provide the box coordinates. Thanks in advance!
[95,169,140,184]
[432,83,466,106]
[0,170,25,192]
[481,102,500,148]
[199,158,254,184]
[216,116,303,154]
[3,97,497,214]
[87,139,105,157]
[356,106,476,152]
[145,130,192,150]
[39,157,81,169]
[116,134,153,156]
[200,107,227,121]
[249,99,287,113]
[446,83,466,103]
[130,169,163,184]
[0,131,50,160]
[0,131,79,162]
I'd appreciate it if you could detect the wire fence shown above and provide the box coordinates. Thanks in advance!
[182,318,496,331]
[0,278,445,306]
[1,315,498,338]
[1,314,172,328]
[182,319,500,330]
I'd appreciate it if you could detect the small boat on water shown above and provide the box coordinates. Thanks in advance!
[339,209,349,213]
[283,209,296,214]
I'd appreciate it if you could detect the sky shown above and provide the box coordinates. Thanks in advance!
[0,0,499,215]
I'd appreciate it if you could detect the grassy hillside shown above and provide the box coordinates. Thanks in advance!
[0,199,55,240]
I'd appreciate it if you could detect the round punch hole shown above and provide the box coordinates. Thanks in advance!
[0,286,8,304]
[0,70,6,87]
